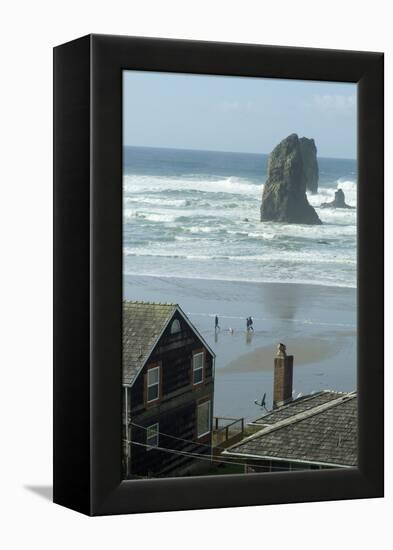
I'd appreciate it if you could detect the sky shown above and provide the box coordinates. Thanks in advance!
[123,71,357,159]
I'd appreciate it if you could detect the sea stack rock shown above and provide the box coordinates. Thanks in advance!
[299,137,319,194]
[260,134,322,225]
[320,188,354,209]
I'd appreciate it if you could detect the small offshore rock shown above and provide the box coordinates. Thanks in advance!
[320,188,354,209]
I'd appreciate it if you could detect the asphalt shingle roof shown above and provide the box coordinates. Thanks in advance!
[225,392,357,467]
[251,391,344,426]
[123,301,177,385]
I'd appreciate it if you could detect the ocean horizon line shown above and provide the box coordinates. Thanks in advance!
[123,144,357,163]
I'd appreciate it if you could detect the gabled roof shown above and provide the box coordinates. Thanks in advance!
[123,301,176,386]
[123,301,214,386]
[224,391,357,467]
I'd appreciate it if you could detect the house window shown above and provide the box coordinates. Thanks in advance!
[197,400,211,438]
[170,319,181,334]
[147,366,160,402]
[193,352,204,385]
[146,423,159,450]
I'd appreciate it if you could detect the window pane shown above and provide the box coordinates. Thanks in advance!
[146,425,156,439]
[193,353,203,370]
[197,401,210,437]
[146,424,159,447]
[193,367,203,384]
[148,384,159,402]
[148,367,159,385]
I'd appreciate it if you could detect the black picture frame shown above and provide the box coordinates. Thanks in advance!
[53,34,384,516]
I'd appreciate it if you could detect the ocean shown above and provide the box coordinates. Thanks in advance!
[123,146,357,288]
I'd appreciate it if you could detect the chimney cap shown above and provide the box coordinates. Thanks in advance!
[276,342,287,357]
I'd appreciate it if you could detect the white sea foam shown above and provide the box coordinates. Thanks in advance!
[123,172,357,288]
[124,196,190,208]
[123,210,179,223]
[124,247,356,265]
[123,174,260,197]
[186,226,222,234]
[123,268,356,289]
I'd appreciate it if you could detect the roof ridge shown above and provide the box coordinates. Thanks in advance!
[251,391,330,424]
[227,392,357,449]
[123,300,178,306]
[250,390,347,426]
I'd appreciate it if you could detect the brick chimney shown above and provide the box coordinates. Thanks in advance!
[273,343,293,408]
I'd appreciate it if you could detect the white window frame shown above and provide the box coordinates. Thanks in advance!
[192,352,204,386]
[146,423,159,450]
[147,365,160,403]
[197,400,211,438]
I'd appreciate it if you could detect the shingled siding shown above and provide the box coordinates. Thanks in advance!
[129,391,213,477]
[124,307,215,477]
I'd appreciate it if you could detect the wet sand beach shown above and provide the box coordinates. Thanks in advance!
[124,274,356,420]
[224,337,336,373]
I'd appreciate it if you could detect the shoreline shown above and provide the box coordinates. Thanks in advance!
[123,271,357,291]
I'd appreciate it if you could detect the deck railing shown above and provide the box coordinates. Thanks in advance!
[212,417,244,451]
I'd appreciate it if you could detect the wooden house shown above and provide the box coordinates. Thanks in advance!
[122,301,215,478]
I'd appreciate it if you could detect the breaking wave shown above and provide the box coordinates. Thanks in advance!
[123,174,260,197]
[123,162,357,288]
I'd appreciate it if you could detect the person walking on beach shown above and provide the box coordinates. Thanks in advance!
[246,318,253,344]
[215,315,220,331]
[249,316,254,331]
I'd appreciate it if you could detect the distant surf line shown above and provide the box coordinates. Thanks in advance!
[123,271,357,290]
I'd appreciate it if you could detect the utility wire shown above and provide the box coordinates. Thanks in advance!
[126,439,297,472]
[129,422,294,470]
[129,440,253,469]
[129,420,243,452]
